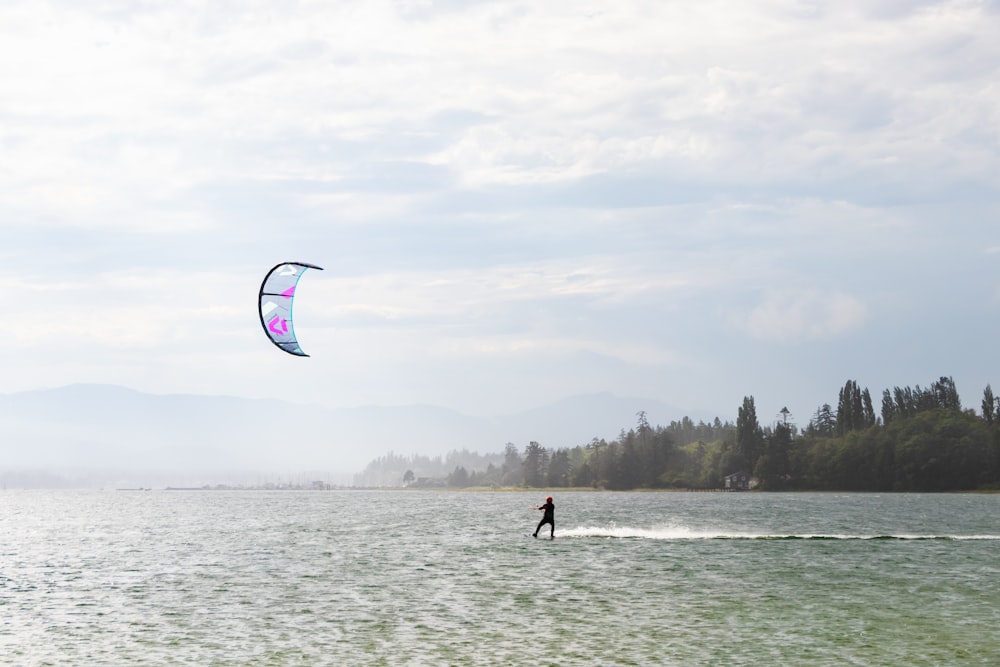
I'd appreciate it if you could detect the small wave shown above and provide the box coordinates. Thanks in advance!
[560,526,1000,541]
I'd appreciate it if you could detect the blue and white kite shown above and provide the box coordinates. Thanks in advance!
[258,261,323,356]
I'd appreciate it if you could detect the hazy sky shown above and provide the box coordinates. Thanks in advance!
[2,0,999,427]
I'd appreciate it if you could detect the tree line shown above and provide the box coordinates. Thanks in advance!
[355,376,1000,492]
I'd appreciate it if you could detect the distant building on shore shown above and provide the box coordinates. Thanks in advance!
[723,471,754,491]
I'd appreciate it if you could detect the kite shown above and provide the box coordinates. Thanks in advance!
[258,261,323,356]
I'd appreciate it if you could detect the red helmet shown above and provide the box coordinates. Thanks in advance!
[546,496,553,502]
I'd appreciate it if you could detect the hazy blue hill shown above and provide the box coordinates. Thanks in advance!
[0,384,319,472]
[0,384,714,485]
[492,391,717,447]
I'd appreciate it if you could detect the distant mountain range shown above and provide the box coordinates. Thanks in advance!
[0,384,720,487]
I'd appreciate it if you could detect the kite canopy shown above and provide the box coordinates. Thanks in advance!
[258,261,323,356]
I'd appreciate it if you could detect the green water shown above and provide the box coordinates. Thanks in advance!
[1,490,997,665]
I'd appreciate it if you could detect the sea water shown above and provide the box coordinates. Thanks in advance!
[1,490,998,666]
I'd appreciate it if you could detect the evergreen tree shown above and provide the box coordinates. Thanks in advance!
[609,435,641,490]
[585,438,610,486]
[881,389,895,425]
[502,442,523,486]
[547,449,572,487]
[835,380,876,435]
[893,386,914,419]
[522,441,548,487]
[862,388,877,427]
[983,385,996,424]
[932,376,961,411]
[810,404,836,436]
[756,422,792,489]
[736,396,764,472]
[448,466,470,487]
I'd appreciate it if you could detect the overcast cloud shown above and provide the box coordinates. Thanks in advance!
[2,0,999,428]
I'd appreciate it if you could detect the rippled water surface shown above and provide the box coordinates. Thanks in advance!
[2,490,998,665]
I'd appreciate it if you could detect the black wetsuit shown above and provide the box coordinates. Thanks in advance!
[533,500,555,538]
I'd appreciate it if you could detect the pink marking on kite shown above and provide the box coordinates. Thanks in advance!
[281,286,296,298]
[267,315,288,336]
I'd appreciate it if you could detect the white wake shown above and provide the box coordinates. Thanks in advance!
[559,526,1000,541]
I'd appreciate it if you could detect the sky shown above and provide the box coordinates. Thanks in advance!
[2,0,999,429]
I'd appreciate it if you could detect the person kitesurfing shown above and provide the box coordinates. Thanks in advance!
[532,496,555,538]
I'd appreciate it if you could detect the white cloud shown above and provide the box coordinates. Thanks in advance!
[427,333,677,366]
[313,258,689,325]
[5,269,247,348]
[742,289,868,343]
[2,0,997,216]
